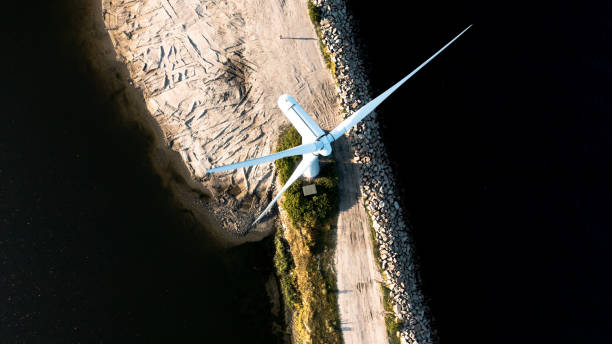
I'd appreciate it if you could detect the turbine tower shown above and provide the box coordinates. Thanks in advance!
[207,25,472,224]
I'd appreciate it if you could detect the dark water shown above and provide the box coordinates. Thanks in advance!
[347,0,611,342]
[3,1,611,342]
[2,2,278,342]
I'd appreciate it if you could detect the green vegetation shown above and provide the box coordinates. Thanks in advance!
[275,125,302,184]
[272,125,343,344]
[367,205,382,265]
[282,165,338,228]
[307,1,336,78]
[307,1,322,23]
[275,127,338,229]
[364,199,402,344]
[381,284,402,344]
[274,230,300,310]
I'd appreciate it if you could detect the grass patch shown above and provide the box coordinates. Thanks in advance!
[274,230,300,310]
[366,202,382,269]
[307,1,322,23]
[364,200,402,344]
[272,126,343,343]
[381,284,402,344]
[307,1,336,79]
[275,125,302,184]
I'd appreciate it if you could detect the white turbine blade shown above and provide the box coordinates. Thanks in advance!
[252,154,318,224]
[329,25,472,140]
[207,141,322,173]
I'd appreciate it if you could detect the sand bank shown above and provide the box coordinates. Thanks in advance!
[74,0,270,246]
[102,0,341,238]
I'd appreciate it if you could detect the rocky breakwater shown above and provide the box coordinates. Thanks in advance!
[311,1,434,343]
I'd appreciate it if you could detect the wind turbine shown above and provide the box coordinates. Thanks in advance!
[207,25,472,224]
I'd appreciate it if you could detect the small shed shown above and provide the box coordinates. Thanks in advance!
[302,184,317,196]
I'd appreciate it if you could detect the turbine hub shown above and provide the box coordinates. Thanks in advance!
[317,135,333,156]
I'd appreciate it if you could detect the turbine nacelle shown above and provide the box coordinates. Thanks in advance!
[207,25,472,225]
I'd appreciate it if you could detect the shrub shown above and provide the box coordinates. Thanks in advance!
[274,230,300,310]
[275,126,302,184]
[283,169,338,229]
[275,127,338,229]
[307,1,322,24]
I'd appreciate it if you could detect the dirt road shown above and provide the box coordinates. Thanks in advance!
[334,137,388,344]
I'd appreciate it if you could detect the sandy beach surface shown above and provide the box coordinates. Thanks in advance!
[102,0,388,342]
[103,0,339,234]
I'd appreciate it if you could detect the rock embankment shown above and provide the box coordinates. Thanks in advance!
[311,1,434,343]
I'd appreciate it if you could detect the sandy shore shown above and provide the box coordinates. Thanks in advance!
[102,0,341,238]
[101,0,392,342]
[72,0,262,247]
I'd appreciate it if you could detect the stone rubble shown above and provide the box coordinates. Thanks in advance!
[311,1,434,343]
